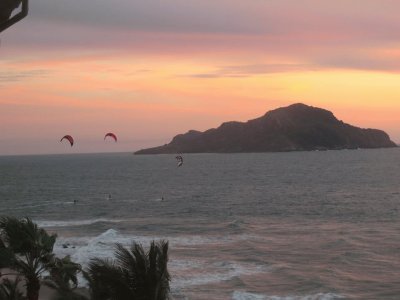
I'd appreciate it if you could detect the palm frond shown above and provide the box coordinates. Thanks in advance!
[45,255,82,293]
[85,240,170,300]
[0,217,56,256]
[0,217,58,300]
[85,258,133,300]
[0,277,26,300]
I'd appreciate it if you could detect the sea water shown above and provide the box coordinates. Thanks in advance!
[1,149,400,299]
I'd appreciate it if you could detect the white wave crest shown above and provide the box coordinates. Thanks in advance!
[53,229,270,290]
[232,291,345,300]
[36,218,124,228]
[172,261,269,290]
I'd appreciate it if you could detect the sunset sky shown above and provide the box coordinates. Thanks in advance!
[1,0,400,155]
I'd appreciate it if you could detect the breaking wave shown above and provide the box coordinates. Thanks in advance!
[232,291,344,300]
[36,218,124,228]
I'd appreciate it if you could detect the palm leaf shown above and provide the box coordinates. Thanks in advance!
[85,240,170,300]
[0,217,58,300]
[0,277,26,300]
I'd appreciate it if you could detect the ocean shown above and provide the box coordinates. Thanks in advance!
[1,149,400,299]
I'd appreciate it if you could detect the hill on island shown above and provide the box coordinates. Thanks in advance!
[135,103,397,154]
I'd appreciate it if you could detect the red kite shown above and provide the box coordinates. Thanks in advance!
[104,133,117,142]
[60,135,74,147]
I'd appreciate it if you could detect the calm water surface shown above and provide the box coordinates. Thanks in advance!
[1,149,400,299]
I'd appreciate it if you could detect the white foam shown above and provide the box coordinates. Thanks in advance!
[36,218,124,228]
[232,292,344,300]
[54,229,130,286]
[172,261,270,290]
[54,229,162,268]
[53,228,262,263]
[232,291,266,300]
[168,233,259,247]
[53,229,270,290]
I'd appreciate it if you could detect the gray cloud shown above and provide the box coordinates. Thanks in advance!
[314,50,400,73]
[184,63,318,78]
[20,0,400,39]
[30,0,269,34]
[0,69,49,83]
[185,54,400,78]
[2,0,400,74]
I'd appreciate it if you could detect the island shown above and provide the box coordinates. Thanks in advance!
[135,103,397,154]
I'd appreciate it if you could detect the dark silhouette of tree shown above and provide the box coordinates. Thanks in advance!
[0,218,172,300]
[84,241,170,300]
[44,256,87,300]
[0,0,28,33]
[0,217,56,300]
[0,277,26,300]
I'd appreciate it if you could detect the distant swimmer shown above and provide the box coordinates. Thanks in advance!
[176,155,183,167]
[73,200,78,204]
[161,196,164,201]
[108,194,112,200]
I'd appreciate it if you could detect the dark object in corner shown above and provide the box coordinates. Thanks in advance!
[0,0,28,33]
